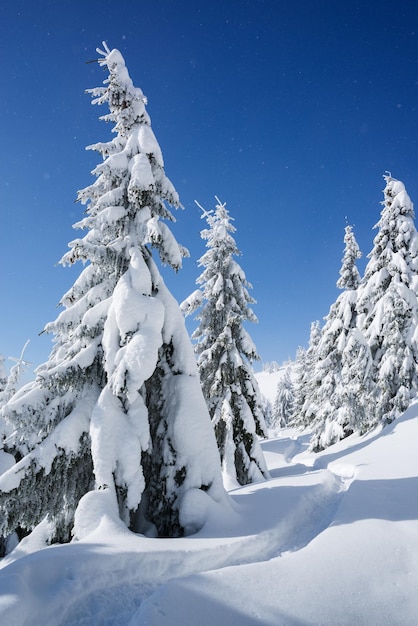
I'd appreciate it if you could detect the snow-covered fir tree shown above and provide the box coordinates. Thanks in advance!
[0,352,10,477]
[262,361,281,373]
[182,198,269,487]
[0,341,31,407]
[272,366,294,428]
[0,355,8,557]
[0,355,6,398]
[310,326,373,451]
[308,226,366,450]
[336,224,362,291]
[291,321,321,427]
[290,346,307,425]
[356,174,418,427]
[0,43,228,544]
[0,353,17,557]
[0,341,32,470]
[311,175,418,450]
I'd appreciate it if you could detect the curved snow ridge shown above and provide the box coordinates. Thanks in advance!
[61,471,348,625]
[0,466,348,626]
[270,469,348,555]
[328,462,358,489]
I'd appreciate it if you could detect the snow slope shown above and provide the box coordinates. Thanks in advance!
[0,399,417,625]
[255,368,285,405]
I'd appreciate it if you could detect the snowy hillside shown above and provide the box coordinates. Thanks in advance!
[255,367,286,404]
[0,395,417,625]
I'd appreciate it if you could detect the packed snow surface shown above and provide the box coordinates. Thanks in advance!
[1,395,418,625]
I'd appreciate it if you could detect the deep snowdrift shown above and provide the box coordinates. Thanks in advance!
[0,397,417,625]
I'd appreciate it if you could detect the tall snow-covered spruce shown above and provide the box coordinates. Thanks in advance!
[182,199,269,487]
[356,174,418,426]
[307,225,368,450]
[0,43,228,543]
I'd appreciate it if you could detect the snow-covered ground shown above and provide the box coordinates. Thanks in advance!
[1,384,417,625]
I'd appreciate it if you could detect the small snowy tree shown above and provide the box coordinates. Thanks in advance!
[0,355,6,397]
[0,341,32,459]
[0,355,7,464]
[371,290,414,423]
[336,224,362,291]
[310,326,373,451]
[291,321,321,427]
[262,361,281,373]
[289,346,307,426]
[0,342,32,455]
[182,198,269,487]
[0,341,32,407]
[0,346,27,557]
[307,226,365,449]
[0,355,8,556]
[0,43,227,543]
[272,367,294,428]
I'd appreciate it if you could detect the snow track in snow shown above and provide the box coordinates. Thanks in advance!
[0,433,354,626]
[60,449,350,625]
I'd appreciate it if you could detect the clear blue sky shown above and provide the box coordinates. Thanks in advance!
[1,0,418,374]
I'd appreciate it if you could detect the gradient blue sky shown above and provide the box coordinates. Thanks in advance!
[1,0,418,374]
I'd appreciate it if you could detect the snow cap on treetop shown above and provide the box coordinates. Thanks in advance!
[383,173,406,199]
[96,42,147,103]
